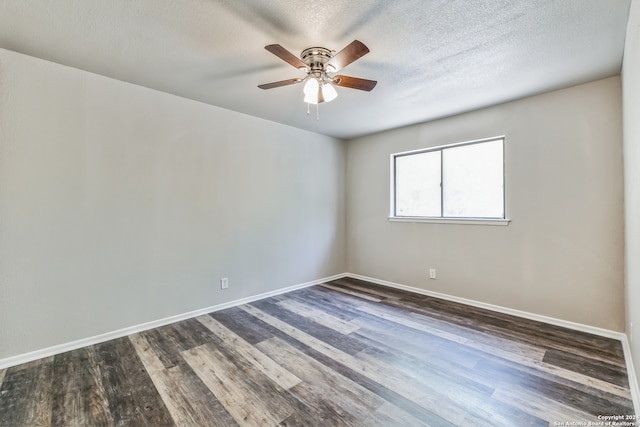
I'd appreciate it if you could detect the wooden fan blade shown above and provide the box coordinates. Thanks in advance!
[264,44,307,69]
[326,40,369,72]
[258,78,303,89]
[333,75,377,91]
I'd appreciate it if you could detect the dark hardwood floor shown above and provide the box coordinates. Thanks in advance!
[0,277,635,426]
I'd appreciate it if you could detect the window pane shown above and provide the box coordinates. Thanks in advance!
[395,151,441,216]
[442,140,503,218]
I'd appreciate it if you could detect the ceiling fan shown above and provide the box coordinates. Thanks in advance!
[258,40,377,106]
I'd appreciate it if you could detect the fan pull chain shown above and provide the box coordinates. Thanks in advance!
[304,103,320,121]
[305,103,320,120]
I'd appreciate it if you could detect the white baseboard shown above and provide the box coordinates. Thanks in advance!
[344,272,640,413]
[345,273,624,339]
[621,336,640,416]
[0,273,348,370]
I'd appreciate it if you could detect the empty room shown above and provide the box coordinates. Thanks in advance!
[1,1,640,426]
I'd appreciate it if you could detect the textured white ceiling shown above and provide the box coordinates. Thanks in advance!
[0,0,632,139]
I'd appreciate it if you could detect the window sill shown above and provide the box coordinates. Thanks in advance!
[388,216,511,226]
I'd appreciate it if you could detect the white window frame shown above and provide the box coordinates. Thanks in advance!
[389,136,510,225]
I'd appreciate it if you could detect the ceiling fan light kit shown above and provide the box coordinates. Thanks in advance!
[258,40,377,118]
[321,83,338,102]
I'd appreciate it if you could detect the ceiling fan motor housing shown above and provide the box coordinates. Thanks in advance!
[301,47,336,76]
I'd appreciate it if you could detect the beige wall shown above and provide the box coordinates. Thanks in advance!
[0,44,630,362]
[623,0,640,391]
[346,77,625,331]
[0,48,346,360]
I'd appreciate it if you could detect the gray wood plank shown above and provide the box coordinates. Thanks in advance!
[250,298,369,355]
[241,304,476,426]
[257,336,384,423]
[0,357,54,426]
[209,306,277,344]
[275,297,360,335]
[130,333,238,427]
[51,347,114,426]
[138,328,184,370]
[543,348,630,387]
[474,356,634,416]
[196,314,302,390]
[320,282,382,302]
[492,385,595,424]
[269,329,460,426]
[95,338,174,426]
[181,343,294,427]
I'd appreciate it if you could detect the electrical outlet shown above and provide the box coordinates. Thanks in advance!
[220,277,229,290]
[429,268,437,279]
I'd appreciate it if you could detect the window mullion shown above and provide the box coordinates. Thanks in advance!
[393,157,398,217]
[440,150,444,218]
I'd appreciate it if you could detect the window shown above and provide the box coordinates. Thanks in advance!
[390,137,506,223]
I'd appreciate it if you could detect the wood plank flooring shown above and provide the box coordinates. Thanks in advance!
[0,277,636,426]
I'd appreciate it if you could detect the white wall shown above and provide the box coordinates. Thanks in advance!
[346,77,625,331]
[0,48,346,360]
[623,0,640,391]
